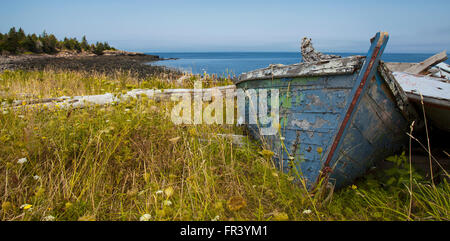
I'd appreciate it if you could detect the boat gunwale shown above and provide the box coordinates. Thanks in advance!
[235,55,365,84]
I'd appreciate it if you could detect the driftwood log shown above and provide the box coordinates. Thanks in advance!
[300,37,341,63]
[6,85,236,109]
[4,86,250,147]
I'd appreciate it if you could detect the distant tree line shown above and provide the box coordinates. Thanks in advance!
[0,27,116,55]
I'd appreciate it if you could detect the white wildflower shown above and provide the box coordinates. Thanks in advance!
[33,175,41,180]
[211,215,220,221]
[139,213,152,221]
[17,157,27,164]
[302,209,312,214]
[163,200,172,206]
[43,215,55,221]
[155,190,163,195]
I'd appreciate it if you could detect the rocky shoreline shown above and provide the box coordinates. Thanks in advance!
[0,51,179,78]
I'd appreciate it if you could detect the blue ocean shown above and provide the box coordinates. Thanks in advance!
[146,52,450,77]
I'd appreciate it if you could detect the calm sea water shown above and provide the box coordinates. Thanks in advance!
[146,52,450,77]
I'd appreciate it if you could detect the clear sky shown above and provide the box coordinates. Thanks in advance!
[1,0,449,53]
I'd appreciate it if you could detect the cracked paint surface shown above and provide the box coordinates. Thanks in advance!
[238,71,410,189]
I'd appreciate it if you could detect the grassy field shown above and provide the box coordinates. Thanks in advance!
[0,69,448,221]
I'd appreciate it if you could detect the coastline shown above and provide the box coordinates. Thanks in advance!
[0,51,179,77]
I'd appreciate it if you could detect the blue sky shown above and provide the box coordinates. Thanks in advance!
[1,0,449,53]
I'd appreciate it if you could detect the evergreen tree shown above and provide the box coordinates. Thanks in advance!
[39,30,48,53]
[40,31,58,54]
[31,34,42,53]
[103,42,112,50]
[72,38,81,52]
[56,39,63,50]
[81,36,89,51]
[47,34,58,53]
[0,27,117,54]
[17,28,26,43]
[5,27,19,53]
[93,42,105,55]
[63,37,71,50]
[0,33,4,52]
[23,35,36,52]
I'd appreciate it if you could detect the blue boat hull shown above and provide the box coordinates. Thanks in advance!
[235,33,415,189]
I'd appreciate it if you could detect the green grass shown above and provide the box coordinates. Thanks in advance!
[0,70,448,221]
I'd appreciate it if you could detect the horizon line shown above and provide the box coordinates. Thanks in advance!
[143,51,444,55]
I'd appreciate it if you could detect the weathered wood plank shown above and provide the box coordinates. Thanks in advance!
[300,37,341,63]
[429,67,450,80]
[393,71,450,132]
[236,56,365,83]
[436,62,450,73]
[385,62,417,72]
[431,63,450,80]
[393,71,450,107]
[403,51,448,74]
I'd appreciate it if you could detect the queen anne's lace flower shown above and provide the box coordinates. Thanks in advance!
[139,214,152,221]
[17,158,27,164]
[302,209,312,214]
[43,215,55,221]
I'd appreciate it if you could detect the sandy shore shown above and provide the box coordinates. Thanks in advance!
[0,53,178,77]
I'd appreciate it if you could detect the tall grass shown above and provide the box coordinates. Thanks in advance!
[0,69,448,221]
[0,69,231,102]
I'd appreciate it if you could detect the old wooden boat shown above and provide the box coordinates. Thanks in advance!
[393,72,450,132]
[234,32,417,189]
[385,50,450,132]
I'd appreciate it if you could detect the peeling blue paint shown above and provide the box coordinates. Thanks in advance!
[236,32,411,189]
